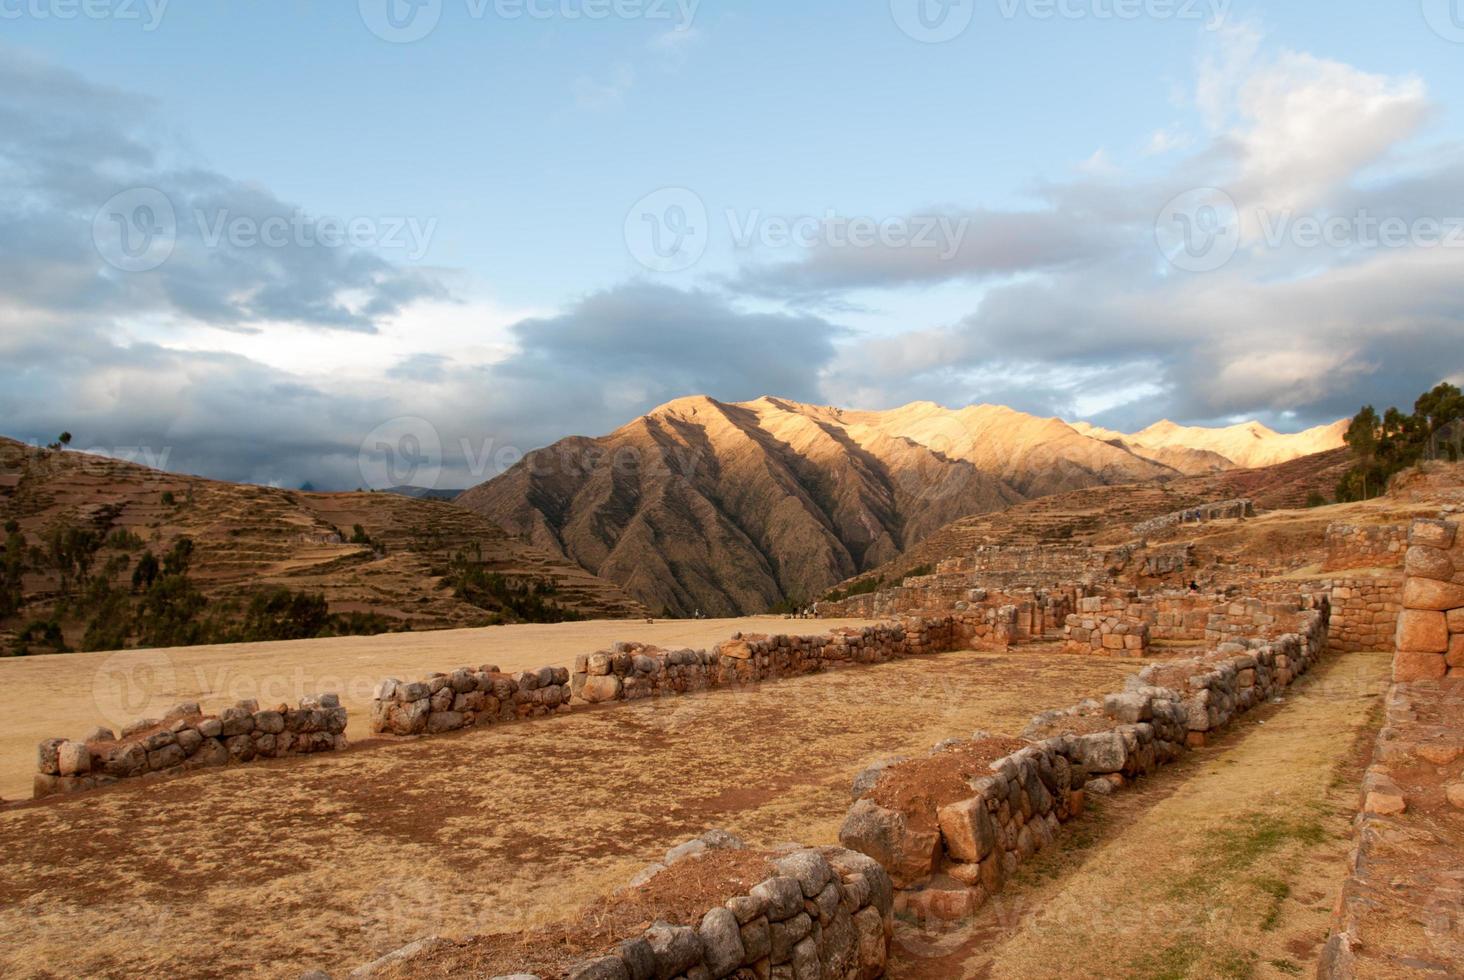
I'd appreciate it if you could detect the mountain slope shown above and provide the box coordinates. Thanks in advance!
[0,437,646,650]
[458,397,1184,616]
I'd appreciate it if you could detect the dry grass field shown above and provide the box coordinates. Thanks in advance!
[0,645,1147,979]
[0,616,882,801]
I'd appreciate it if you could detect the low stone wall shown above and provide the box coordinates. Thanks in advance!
[1323,522,1407,572]
[371,664,571,736]
[1325,574,1402,654]
[1062,595,1151,657]
[571,620,958,705]
[835,595,1330,923]
[1394,518,1464,681]
[35,695,347,799]
[1133,498,1253,538]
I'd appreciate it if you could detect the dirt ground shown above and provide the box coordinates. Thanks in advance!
[0,616,878,801]
[0,646,1146,979]
[888,650,1392,980]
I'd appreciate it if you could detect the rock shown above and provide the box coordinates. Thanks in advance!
[749,876,805,922]
[1448,607,1464,633]
[643,922,702,978]
[615,937,657,980]
[254,711,286,734]
[57,741,91,776]
[1402,578,1464,612]
[83,727,115,743]
[1394,651,1447,683]
[1410,519,1457,550]
[699,829,745,851]
[937,797,995,863]
[347,936,449,978]
[1364,791,1407,816]
[666,839,708,865]
[37,738,64,776]
[567,958,628,980]
[1446,785,1464,810]
[698,907,745,978]
[165,701,201,719]
[627,863,666,888]
[724,895,764,925]
[197,718,223,738]
[1450,635,1464,669]
[1418,744,1463,765]
[850,757,906,800]
[769,913,812,962]
[580,674,623,704]
[852,906,886,977]
[1075,731,1127,774]
[1397,610,1449,654]
[790,936,819,980]
[1406,546,1456,582]
[426,711,465,734]
[176,728,204,756]
[738,917,771,963]
[837,799,940,889]
[771,849,834,898]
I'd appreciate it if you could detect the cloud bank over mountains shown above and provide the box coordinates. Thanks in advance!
[1,24,1461,490]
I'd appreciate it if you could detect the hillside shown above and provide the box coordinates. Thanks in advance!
[0,438,646,653]
[458,396,1336,617]
[821,447,1357,593]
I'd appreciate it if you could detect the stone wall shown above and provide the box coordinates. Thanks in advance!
[570,620,959,705]
[1323,522,1408,572]
[835,595,1330,922]
[1062,595,1151,657]
[1325,575,1402,655]
[34,695,347,799]
[1133,498,1254,538]
[1393,518,1464,681]
[371,664,572,736]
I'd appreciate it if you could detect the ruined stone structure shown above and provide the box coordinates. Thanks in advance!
[34,695,347,799]
[1062,595,1152,657]
[1324,575,1403,655]
[1323,522,1408,572]
[1393,518,1464,681]
[836,596,1331,924]
[1132,498,1254,538]
[371,664,571,736]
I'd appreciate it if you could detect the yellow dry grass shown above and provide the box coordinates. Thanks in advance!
[0,646,1147,979]
[889,650,1391,980]
[0,616,879,801]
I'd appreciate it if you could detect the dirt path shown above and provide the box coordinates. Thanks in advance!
[0,648,1145,979]
[0,615,878,800]
[889,650,1392,980]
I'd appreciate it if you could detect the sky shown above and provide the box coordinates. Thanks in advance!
[2,0,1463,489]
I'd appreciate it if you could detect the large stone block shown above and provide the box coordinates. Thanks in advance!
[1397,609,1449,653]
[937,797,995,863]
[1410,519,1457,550]
[1447,635,1464,669]
[1447,607,1464,633]
[1394,650,1447,682]
[1406,546,1456,582]
[1403,578,1464,612]
[838,799,940,889]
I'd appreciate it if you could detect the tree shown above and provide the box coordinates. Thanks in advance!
[132,551,160,592]
[162,537,194,577]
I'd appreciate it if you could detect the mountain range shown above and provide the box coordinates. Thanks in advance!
[457,397,1348,616]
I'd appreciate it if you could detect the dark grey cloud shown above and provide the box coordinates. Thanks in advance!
[0,51,448,335]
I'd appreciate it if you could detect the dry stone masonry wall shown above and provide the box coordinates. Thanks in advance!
[1062,594,1152,657]
[1324,522,1408,572]
[1132,498,1253,538]
[1393,518,1464,681]
[835,595,1330,926]
[35,694,347,799]
[371,664,571,736]
[1325,575,1403,655]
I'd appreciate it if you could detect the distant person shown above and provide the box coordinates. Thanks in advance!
[1188,580,1201,594]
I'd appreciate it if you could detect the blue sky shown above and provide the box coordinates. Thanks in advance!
[3,1,1463,487]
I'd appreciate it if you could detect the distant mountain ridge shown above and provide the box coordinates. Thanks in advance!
[457,396,1347,616]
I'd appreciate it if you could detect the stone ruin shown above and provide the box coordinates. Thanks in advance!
[35,694,347,799]
[371,664,571,736]
[1131,498,1254,538]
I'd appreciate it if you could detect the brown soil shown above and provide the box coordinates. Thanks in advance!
[387,849,777,979]
[869,737,1031,830]
[1024,713,1116,739]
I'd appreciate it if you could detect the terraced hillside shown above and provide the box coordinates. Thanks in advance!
[0,438,646,651]
[825,449,1357,593]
